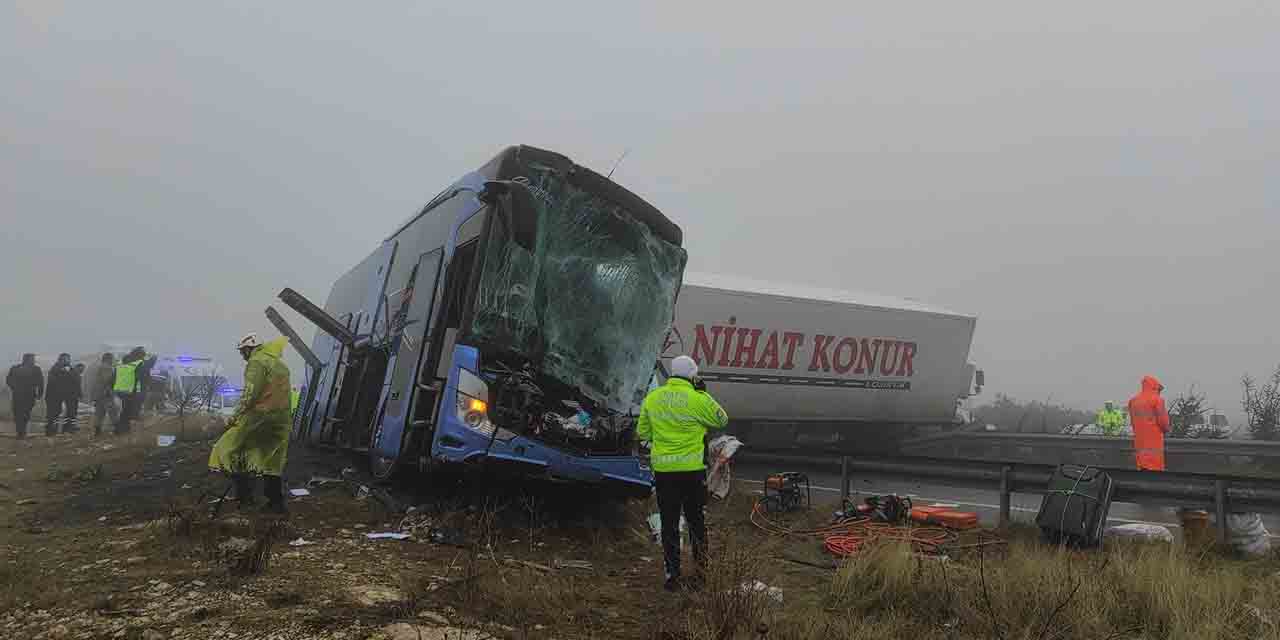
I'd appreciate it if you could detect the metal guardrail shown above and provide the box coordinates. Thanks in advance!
[897,432,1280,478]
[739,451,1280,544]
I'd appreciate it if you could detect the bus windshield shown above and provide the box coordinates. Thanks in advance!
[469,167,687,412]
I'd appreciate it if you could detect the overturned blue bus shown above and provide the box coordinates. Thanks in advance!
[282,146,687,496]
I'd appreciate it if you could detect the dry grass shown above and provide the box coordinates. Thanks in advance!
[760,531,1280,640]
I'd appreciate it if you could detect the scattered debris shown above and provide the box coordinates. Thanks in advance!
[706,434,744,500]
[1228,512,1272,556]
[306,475,345,488]
[366,532,412,541]
[738,580,784,604]
[1107,523,1174,543]
[398,513,434,537]
[288,537,316,547]
[553,558,594,571]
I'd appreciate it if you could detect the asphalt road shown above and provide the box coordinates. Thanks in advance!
[734,459,1280,537]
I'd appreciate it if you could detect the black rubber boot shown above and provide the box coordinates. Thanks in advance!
[232,474,256,510]
[262,475,288,515]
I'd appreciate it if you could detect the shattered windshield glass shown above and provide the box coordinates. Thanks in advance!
[469,167,687,413]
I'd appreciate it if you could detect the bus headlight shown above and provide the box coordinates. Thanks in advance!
[455,369,515,441]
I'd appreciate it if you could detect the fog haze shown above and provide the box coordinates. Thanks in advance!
[3,2,1277,421]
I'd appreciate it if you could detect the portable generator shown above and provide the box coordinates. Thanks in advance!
[761,472,811,513]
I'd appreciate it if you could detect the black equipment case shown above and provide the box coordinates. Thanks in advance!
[1035,464,1115,547]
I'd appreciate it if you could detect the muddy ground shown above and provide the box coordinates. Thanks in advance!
[5,416,1280,640]
[0,415,813,640]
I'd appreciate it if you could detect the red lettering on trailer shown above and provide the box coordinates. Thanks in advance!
[833,337,858,374]
[717,318,737,367]
[879,339,901,376]
[756,331,781,370]
[896,342,916,377]
[854,338,880,375]
[808,334,835,372]
[781,332,805,370]
[685,322,918,380]
[691,324,722,366]
[731,328,762,368]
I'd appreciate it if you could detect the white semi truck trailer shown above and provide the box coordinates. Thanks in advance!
[662,273,983,454]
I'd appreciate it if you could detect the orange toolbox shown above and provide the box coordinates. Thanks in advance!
[910,506,979,530]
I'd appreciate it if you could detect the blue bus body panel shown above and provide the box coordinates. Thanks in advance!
[431,345,654,492]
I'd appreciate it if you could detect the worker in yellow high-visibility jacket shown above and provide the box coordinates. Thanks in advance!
[210,333,292,515]
[1096,400,1126,436]
[637,355,728,592]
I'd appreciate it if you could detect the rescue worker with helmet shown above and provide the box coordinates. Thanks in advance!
[1095,400,1126,437]
[1128,375,1171,470]
[637,355,729,592]
[209,333,292,515]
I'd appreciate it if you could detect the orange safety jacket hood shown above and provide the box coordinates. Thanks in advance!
[1128,375,1170,471]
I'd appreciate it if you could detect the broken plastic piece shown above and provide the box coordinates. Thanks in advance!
[289,488,311,497]
[738,580,783,604]
[156,435,176,447]
[288,538,316,547]
[366,532,412,540]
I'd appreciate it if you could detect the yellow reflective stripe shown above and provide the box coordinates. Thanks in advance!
[652,452,702,465]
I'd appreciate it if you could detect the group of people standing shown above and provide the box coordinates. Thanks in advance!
[5,348,157,439]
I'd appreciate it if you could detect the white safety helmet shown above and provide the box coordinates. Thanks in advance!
[671,355,698,380]
[236,333,263,351]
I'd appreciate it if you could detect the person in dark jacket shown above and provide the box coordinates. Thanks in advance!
[45,353,79,436]
[6,354,44,439]
[92,353,119,435]
[70,363,85,432]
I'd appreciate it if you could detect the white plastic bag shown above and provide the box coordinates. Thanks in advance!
[1106,523,1174,543]
[1226,512,1272,557]
[706,435,743,500]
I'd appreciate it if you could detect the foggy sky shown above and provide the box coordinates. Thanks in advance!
[3,2,1277,423]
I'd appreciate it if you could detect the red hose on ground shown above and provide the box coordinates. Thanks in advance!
[750,500,958,557]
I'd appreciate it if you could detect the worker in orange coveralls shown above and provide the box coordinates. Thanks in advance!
[1128,375,1171,471]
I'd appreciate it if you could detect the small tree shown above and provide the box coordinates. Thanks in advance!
[1242,366,1280,441]
[1169,386,1206,439]
[175,375,228,437]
